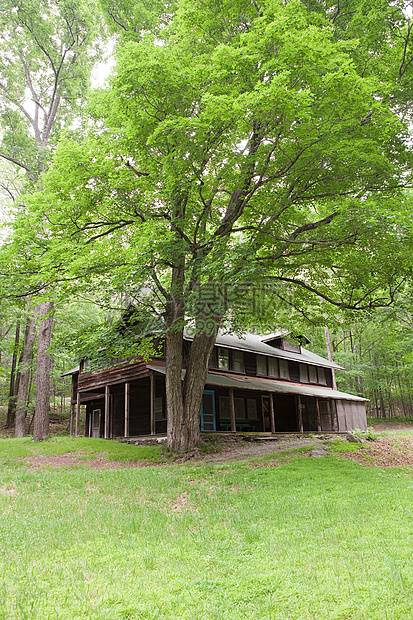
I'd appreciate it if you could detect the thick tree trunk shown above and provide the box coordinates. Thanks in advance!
[33,302,54,441]
[182,330,217,445]
[166,326,218,452]
[165,329,186,451]
[15,314,37,438]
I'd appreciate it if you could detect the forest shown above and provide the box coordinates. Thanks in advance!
[1,0,413,449]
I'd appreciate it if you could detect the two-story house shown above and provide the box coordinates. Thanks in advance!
[66,331,367,438]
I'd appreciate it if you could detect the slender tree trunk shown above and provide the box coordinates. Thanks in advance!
[15,313,37,437]
[324,326,337,391]
[33,302,54,441]
[6,319,21,428]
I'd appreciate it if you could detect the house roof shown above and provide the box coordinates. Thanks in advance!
[184,331,344,371]
[147,365,367,402]
[62,366,80,376]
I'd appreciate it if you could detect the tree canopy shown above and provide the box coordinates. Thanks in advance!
[3,0,413,448]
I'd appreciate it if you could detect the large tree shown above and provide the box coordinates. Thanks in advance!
[0,0,103,438]
[8,0,413,449]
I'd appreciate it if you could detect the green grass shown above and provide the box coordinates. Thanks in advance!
[0,443,412,618]
[0,436,164,465]
[367,415,413,426]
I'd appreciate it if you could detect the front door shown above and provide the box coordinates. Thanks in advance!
[91,408,101,438]
[201,390,216,431]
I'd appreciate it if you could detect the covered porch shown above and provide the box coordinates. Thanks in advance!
[71,365,367,439]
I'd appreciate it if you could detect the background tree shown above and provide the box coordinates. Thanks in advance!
[0,0,104,438]
[6,0,413,449]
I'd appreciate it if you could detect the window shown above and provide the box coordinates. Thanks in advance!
[308,365,317,383]
[279,359,290,380]
[282,338,301,353]
[219,396,229,418]
[232,350,244,372]
[256,355,267,375]
[235,397,246,419]
[299,364,309,383]
[208,348,217,369]
[218,348,229,369]
[268,357,278,377]
[246,399,258,420]
[318,367,327,385]
[155,397,164,421]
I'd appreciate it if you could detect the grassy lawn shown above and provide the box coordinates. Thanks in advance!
[0,440,412,619]
[0,436,165,465]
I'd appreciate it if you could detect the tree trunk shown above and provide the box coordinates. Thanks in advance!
[324,326,337,391]
[182,330,217,446]
[165,329,186,451]
[15,314,37,438]
[165,328,217,452]
[6,319,21,428]
[33,302,54,441]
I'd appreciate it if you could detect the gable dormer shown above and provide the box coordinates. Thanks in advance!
[261,332,311,354]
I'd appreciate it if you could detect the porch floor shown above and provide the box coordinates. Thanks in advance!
[119,430,348,444]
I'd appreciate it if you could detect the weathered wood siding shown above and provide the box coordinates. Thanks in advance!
[78,361,149,391]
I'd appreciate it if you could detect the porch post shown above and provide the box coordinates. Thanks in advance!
[316,398,321,432]
[297,395,303,433]
[75,391,81,436]
[229,387,236,432]
[124,382,130,438]
[150,373,156,435]
[104,385,110,439]
[269,393,276,433]
[70,402,75,437]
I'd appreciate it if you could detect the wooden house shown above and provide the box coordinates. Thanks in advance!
[65,331,367,438]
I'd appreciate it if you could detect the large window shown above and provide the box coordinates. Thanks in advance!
[219,396,258,420]
[246,398,258,420]
[208,349,217,369]
[219,396,229,418]
[235,397,246,419]
[299,364,309,383]
[218,348,229,369]
[308,365,317,383]
[318,367,327,385]
[232,350,244,372]
[268,357,278,377]
[279,359,290,380]
[256,355,267,375]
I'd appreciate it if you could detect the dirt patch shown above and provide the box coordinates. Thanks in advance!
[344,435,413,468]
[201,437,316,464]
[23,454,127,470]
[18,434,413,471]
